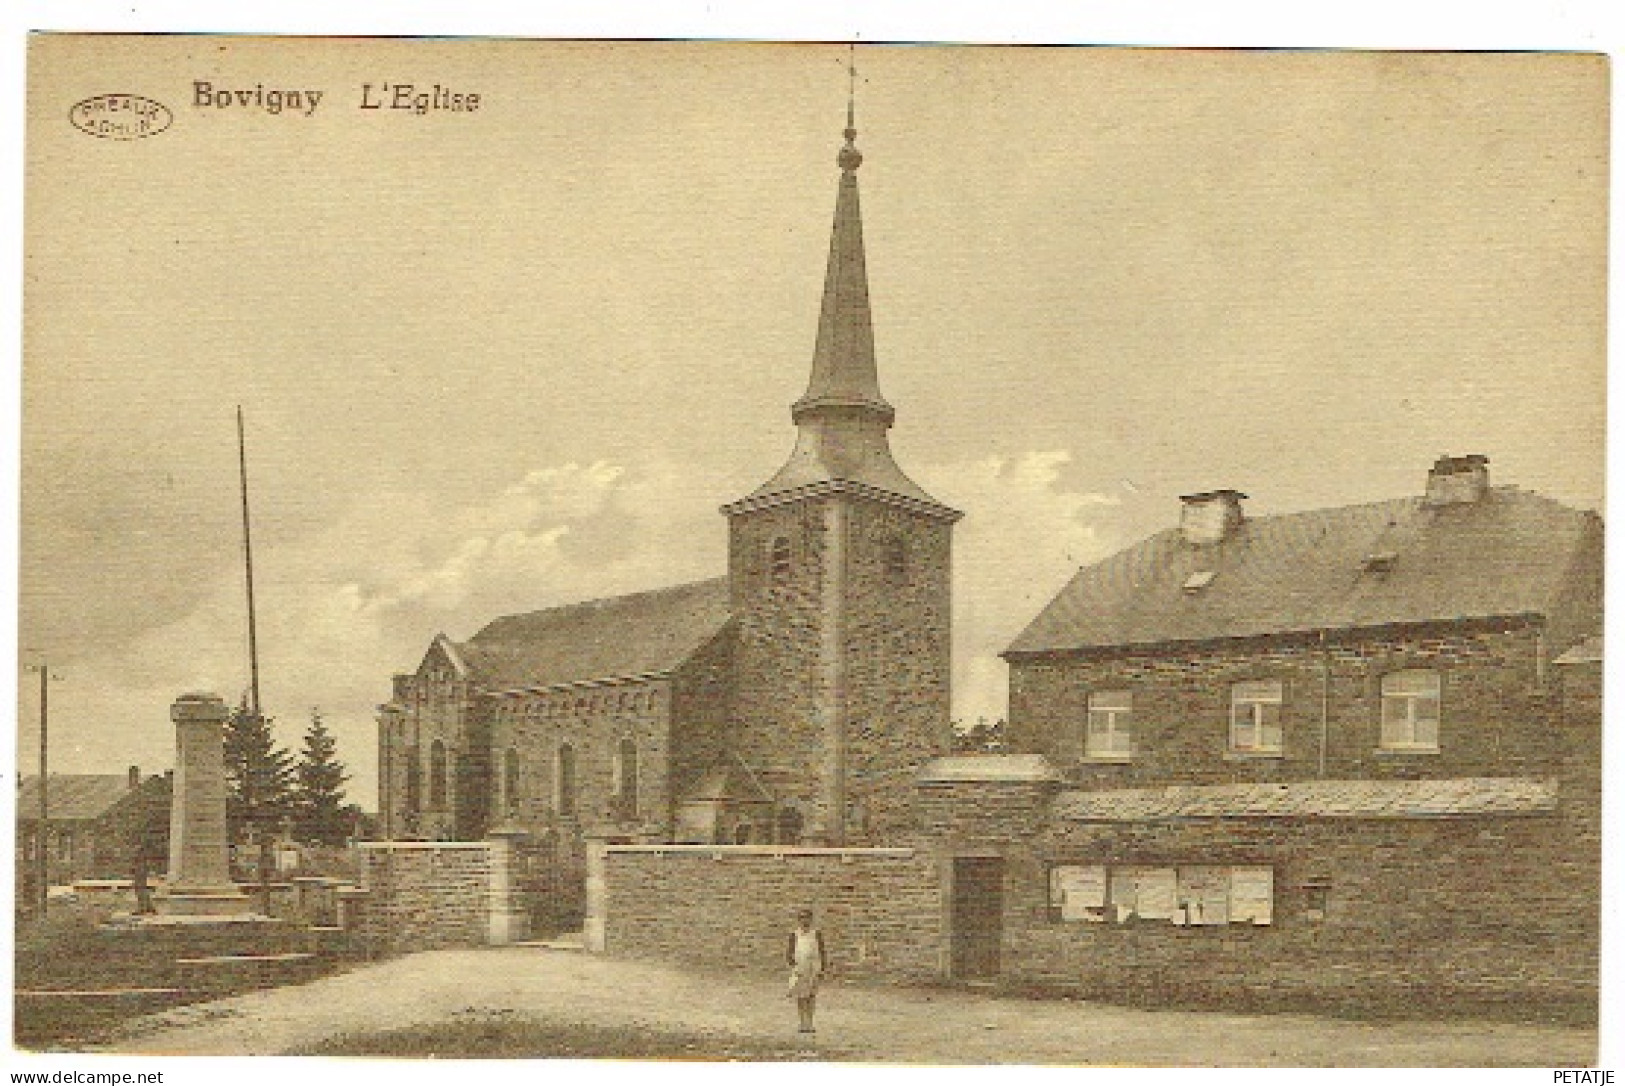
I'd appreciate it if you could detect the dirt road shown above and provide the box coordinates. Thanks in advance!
[101,946,1595,1066]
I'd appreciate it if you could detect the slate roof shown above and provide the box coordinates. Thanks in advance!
[918,754,1065,784]
[1008,487,1601,655]
[1052,777,1559,822]
[16,775,140,822]
[458,577,731,692]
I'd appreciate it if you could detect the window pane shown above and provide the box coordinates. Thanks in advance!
[1232,680,1282,704]
[1382,669,1439,697]
[1231,707,1257,749]
[1089,690,1131,712]
[1259,703,1283,750]
[1380,699,1408,746]
[1413,714,1439,748]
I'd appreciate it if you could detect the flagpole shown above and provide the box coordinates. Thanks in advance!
[237,407,274,909]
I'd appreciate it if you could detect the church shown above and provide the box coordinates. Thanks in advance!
[375,101,961,900]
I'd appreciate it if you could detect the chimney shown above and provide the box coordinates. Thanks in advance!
[392,674,415,702]
[128,765,141,790]
[1179,489,1247,545]
[1424,454,1490,506]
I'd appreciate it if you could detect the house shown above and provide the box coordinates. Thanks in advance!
[1004,454,1602,784]
[376,106,961,926]
[15,768,171,894]
[919,455,1604,1012]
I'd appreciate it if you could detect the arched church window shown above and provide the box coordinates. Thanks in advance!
[405,749,422,812]
[883,535,908,584]
[614,737,639,819]
[733,822,755,845]
[503,747,521,811]
[556,744,577,817]
[776,806,804,846]
[428,740,448,811]
[769,535,793,583]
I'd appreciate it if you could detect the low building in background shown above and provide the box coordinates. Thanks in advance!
[14,768,171,894]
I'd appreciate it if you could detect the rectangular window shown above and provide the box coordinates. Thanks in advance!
[1228,867,1275,925]
[1085,690,1133,758]
[1109,867,1178,921]
[1176,866,1231,926]
[1230,680,1283,753]
[1050,864,1108,921]
[1056,865,1275,927]
[1381,669,1441,749]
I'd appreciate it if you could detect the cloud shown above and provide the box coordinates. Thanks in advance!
[27,450,1123,805]
[918,450,1123,725]
[27,460,722,799]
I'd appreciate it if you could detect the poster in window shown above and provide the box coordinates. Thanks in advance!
[1051,865,1106,921]
[1229,866,1274,924]
[1177,866,1230,926]
[1136,867,1179,920]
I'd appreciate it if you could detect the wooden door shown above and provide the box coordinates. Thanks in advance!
[950,856,1005,980]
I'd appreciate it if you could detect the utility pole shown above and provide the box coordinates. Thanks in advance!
[24,658,61,918]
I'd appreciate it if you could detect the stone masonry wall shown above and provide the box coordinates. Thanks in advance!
[1007,620,1565,788]
[843,500,954,841]
[909,773,1597,1017]
[600,845,943,982]
[727,494,954,844]
[1009,806,1598,1017]
[727,499,834,829]
[356,842,492,953]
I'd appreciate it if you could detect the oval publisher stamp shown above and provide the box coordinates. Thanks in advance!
[69,94,173,139]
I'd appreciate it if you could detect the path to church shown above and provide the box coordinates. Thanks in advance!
[104,947,1593,1065]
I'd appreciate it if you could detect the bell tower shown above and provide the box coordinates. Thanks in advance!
[722,79,961,845]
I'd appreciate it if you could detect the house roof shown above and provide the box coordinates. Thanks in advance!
[16,775,141,822]
[1007,487,1601,655]
[1052,777,1559,822]
[458,577,731,692]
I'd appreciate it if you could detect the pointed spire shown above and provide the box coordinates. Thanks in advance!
[792,51,892,425]
[727,60,958,519]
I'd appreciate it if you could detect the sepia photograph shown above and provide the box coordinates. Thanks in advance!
[11,30,1610,1068]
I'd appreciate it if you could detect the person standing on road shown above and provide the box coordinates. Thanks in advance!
[785,908,828,1034]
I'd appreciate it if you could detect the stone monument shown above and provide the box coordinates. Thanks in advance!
[157,691,252,915]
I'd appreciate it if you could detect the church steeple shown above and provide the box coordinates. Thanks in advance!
[733,80,957,517]
[792,82,892,424]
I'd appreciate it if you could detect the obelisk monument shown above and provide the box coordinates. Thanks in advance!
[158,691,251,914]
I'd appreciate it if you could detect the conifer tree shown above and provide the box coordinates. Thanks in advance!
[223,697,295,845]
[293,709,351,845]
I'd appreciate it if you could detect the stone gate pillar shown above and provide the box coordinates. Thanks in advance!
[158,692,250,915]
[486,825,531,945]
[582,836,609,953]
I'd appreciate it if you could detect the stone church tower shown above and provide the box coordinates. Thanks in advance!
[721,102,962,845]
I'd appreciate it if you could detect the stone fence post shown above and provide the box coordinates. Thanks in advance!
[486,826,531,945]
[583,836,609,953]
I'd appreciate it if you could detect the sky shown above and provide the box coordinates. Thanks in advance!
[17,38,1607,805]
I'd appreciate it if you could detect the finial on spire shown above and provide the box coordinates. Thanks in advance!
[839,43,862,172]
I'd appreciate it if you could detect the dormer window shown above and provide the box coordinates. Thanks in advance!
[1361,551,1397,574]
[1183,570,1217,593]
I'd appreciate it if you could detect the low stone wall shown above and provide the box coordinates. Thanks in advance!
[355,842,494,953]
[353,837,554,953]
[596,844,942,982]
